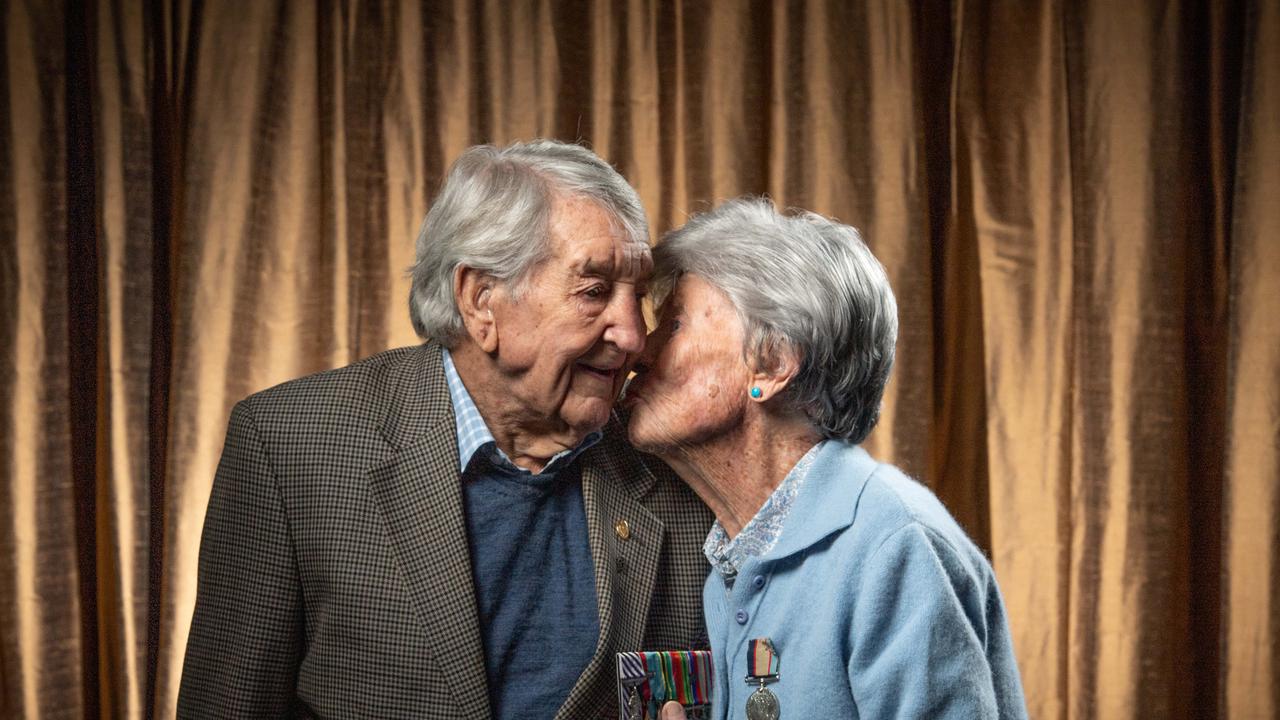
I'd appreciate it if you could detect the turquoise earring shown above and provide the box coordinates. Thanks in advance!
[750,387,763,399]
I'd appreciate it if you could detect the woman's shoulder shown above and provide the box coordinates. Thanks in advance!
[834,454,992,578]
[856,462,950,530]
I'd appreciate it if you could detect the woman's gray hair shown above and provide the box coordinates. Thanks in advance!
[408,139,648,344]
[653,198,898,444]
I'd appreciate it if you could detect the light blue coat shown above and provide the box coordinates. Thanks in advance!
[703,442,1028,719]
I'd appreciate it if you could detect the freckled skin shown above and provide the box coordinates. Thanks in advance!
[625,275,751,453]
[625,274,821,538]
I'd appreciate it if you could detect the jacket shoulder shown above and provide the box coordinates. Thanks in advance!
[237,345,424,424]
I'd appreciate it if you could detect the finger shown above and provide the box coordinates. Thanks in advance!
[659,700,687,720]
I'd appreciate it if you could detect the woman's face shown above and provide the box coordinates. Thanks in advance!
[625,274,752,454]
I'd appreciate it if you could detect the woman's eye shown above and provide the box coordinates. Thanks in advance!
[584,286,606,299]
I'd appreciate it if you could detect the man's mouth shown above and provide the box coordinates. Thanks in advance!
[576,362,620,384]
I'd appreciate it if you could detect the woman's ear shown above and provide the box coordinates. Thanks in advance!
[454,265,499,353]
[747,342,801,403]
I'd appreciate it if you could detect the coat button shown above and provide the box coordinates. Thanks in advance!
[752,574,766,590]
[735,609,749,625]
[614,519,631,541]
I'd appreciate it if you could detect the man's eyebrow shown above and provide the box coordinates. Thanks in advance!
[576,254,624,278]
[574,243,650,278]
[577,257,615,276]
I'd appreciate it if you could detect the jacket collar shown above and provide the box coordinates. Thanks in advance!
[764,441,879,561]
[377,341,453,450]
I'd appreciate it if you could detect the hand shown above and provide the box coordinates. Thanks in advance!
[659,701,688,720]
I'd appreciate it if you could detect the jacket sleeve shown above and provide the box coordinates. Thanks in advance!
[848,522,1001,719]
[177,398,304,717]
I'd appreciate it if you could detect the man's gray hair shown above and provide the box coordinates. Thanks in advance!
[653,198,898,444]
[409,139,649,344]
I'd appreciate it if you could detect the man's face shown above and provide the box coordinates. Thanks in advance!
[487,196,651,437]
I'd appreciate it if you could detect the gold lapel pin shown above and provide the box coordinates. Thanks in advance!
[614,518,632,541]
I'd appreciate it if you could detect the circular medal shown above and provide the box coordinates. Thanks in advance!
[745,686,780,720]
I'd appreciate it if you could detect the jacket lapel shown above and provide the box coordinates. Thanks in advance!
[556,423,664,719]
[366,344,492,719]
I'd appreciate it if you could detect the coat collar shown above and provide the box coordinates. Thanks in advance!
[377,341,452,450]
[764,441,880,561]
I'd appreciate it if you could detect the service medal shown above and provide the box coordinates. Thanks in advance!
[617,649,714,720]
[744,638,781,720]
[626,688,644,720]
[745,683,780,720]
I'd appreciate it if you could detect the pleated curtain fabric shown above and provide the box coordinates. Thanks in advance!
[1,1,1276,718]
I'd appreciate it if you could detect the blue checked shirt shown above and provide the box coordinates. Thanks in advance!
[441,349,601,474]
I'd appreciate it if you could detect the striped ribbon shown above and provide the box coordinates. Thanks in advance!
[747,638,779,678]
[616,650,714,718]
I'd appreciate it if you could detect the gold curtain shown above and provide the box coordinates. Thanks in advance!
[2,1,1276,718]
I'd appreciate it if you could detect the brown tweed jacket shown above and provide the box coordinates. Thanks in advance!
[177,342,713,719]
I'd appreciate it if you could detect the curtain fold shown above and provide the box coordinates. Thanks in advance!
[1,1,1276,718]
[1223,2,1280,716]
[3,1,87,717]
[951,2,1074,714]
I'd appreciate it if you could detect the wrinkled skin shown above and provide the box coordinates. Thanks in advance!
[485,196,652,442]
[625,274,752,455]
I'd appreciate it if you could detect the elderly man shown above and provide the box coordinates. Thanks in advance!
[178,140,713,719]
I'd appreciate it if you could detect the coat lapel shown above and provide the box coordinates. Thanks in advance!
[366,344,492,719]
[555,422,664,719]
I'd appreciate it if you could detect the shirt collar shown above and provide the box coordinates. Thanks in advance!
[703,440,826,578]
[441,348,601,476]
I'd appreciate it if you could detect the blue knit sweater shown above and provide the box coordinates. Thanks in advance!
[702,442,1028,719]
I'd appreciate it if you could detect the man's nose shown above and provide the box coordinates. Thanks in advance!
[603,292,646,354]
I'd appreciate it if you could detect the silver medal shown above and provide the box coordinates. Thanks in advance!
[626,687,644,720]
[745,685,780,720]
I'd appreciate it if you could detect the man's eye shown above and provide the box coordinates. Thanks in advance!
[584,286,606,299]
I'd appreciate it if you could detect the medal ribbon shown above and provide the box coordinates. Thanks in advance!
[662,652,675,703]
[628,650,715,715]
[689,650,711,705]
[671,651,685,704]
[747,638,780,678]
[679,652,694,704]
[693,652,703,704]
[645,651,663,717]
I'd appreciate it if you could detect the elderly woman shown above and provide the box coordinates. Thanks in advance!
[625,198,1028,720]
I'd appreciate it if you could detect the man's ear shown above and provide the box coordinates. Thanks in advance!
[454,265,499,353]
[747,341,801,403]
